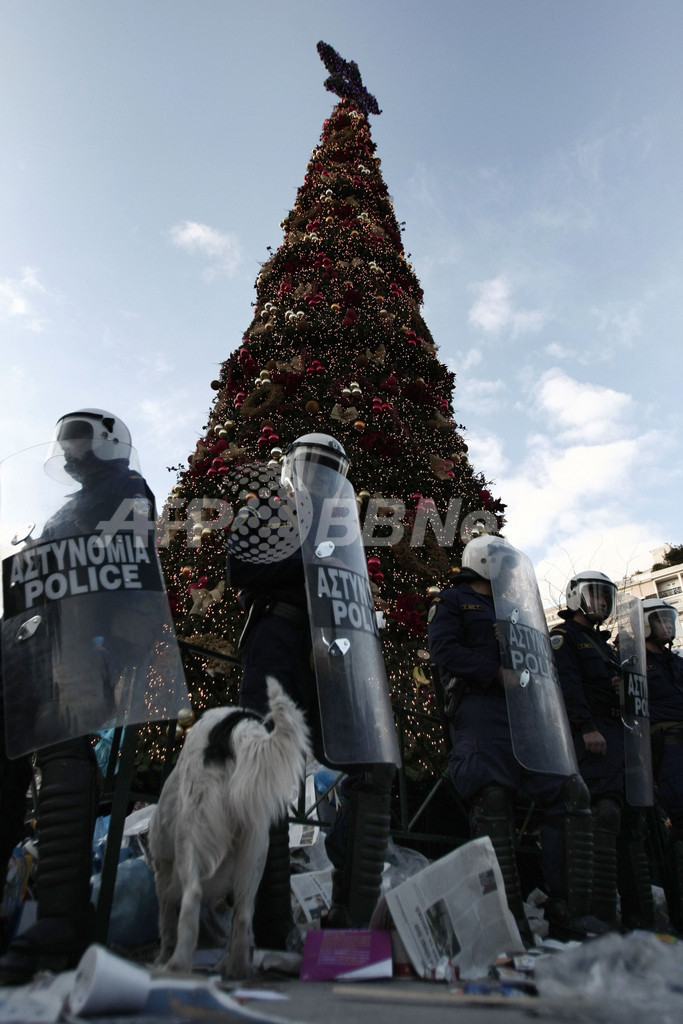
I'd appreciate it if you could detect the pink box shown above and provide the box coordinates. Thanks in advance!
[300,929,393,981]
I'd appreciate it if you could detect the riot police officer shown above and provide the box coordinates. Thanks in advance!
[644,599,683,930]
[550,572,654,930]
[227,433,399,944]
[0,410,160,983]
[429,535,599,943]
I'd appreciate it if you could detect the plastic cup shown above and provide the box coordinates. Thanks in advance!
[68,944,151,1016]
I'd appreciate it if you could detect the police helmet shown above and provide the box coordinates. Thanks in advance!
[462,533,515,581]
[280,433,349,492]
[45,409,133,482]
[566,570,616,623]
[642,598,679,644]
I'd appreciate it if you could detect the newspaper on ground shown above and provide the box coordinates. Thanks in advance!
[288,821,320,851]
[385,836,524,980]
[290,867,333,926]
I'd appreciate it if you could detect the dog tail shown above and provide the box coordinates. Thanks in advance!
[229,679,311,827]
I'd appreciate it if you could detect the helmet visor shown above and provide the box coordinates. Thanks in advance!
[647,606,679,643]
[281,441,349,494]
[578,581,616,622]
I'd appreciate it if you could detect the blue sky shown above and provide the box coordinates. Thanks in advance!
[1,1,682,605]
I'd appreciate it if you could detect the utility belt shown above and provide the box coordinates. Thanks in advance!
[238,595,308,650]
[442,675,504,718]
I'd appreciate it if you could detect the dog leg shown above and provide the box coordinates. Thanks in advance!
[166,849,203,974]
[217,828,268,979]
[154,861,179,965]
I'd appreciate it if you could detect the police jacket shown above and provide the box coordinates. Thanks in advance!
[428,574,501,692]
[647,648,683,724]
[44,461,155,540]
[550,612,619,734]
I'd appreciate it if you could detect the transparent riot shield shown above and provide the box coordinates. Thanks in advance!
[616,594,653,807]
[491,541,578,776]
[293,463,400,769]
[1,443,190,758]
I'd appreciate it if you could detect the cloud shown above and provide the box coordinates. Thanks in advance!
[468,275,547,336]
[454,376,506,416]
[169,221,242,279]
[593,303,643,348]
[498,429,666,605]
[138,395,199,449]
[464,431,508,479]
[463,368,673,606]
[535,368,633,444]
[572,118,658,186]
[405,162,444,218]
[531,202,595,232]
[449,348,483,372]
[0,267,48,331]
[535,524,664,608]
[137,351,176,377]
[544,342,569,359]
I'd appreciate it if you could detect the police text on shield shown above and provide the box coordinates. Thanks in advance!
[3,533,162,616]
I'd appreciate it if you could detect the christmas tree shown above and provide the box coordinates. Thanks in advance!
[143,43,505,796]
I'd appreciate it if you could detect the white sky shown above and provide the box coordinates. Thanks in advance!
[1,0,681,606]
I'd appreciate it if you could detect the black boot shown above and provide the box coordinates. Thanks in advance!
[0,740,97,985]
[618,807,655,931]
[0,734,33,955]
[591,797,621,927]
[470,785,532,947]
[252,818,293,950]
[666,836,683,934]
[323,767,393,928]
[544,776,609,940]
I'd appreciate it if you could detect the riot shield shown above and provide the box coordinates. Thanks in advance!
[616,594,653,807]
[293,462,400,769]
[490,541,578,776]
[1,443,190,758]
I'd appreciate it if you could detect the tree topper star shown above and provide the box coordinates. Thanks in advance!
[317,41,381,117]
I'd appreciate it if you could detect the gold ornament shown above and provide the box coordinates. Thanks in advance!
[177,707,195,728]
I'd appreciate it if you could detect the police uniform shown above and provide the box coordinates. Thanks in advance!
[0,420,158,985]
[429,574,594,941]
[550,614,624,795]
[550,611,654,929]
[227,500,393,938]
[648,647,683,929]
[227,520,318,729]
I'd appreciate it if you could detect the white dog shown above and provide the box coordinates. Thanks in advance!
[148,678,310,978]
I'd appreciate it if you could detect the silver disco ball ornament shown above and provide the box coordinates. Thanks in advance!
[225,461,313,564]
